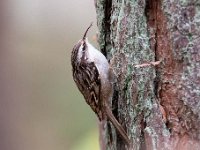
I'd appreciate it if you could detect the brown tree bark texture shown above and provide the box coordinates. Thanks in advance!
[95,0,200,150]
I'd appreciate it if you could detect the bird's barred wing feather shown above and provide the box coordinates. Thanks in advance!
[73,61,104,120]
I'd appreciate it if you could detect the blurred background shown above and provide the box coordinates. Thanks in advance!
[0,0,99,150]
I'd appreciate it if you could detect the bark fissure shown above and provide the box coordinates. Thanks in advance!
[145,0,160,115]
[102,0,112,58]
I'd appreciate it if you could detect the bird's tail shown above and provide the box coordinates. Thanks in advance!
[105,104,131,146]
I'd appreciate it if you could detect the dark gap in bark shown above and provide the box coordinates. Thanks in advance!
[145,0,160,94]
[116,140,126,150]
[112,83,119,119]
[102,0,112,58]
[107,121,113,145]
[140,114,146,150]
[112,83,120,144]
[113,84,126,149]
[165,121,172,133]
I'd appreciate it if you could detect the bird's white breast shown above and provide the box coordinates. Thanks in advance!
[87,42,110,77]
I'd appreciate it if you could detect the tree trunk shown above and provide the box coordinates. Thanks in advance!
[95,0,200,150]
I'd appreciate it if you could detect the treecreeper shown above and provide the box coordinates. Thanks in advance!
[70,23,131,147]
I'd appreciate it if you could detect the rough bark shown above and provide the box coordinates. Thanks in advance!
[95,0,200,150]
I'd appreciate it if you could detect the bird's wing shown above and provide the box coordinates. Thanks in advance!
[73,61,104,120]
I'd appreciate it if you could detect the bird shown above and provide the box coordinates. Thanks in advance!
[71,23,130,145]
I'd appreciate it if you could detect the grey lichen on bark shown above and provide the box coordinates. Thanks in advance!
[95,0,200,150]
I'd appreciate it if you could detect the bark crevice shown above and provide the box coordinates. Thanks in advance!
[102,0,112,58]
